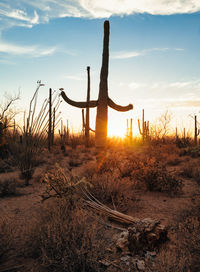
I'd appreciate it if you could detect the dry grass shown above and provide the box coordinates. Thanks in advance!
[150,207,200,272]
[82,158,136,212]
[19,199,104,272]
[181,159,200,184]
[0,176,17,197]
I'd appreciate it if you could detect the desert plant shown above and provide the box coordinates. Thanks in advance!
[135,159,183,194]
[41,163,91,203]
[61,21,133,149]
[0,177,17,197]
[153,207,200,272]
[21,198,103,272]
[138,109,149,142]
[82,155,136,211]
[181,160,200,184]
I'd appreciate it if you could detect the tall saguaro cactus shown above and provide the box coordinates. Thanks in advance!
[61,20,133,148]
[85,66,90,146]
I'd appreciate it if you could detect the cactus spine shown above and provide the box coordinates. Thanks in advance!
[61,21,133,148]
[138,109,149,141]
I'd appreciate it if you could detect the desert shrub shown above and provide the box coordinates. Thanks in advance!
[181,161,200,184]
[22,199,103,272]
[0,158,13,173]
[89,171,134,211]
[152,208,200,272]
[41,163,91,204]
[166,154,181,166]
[0,177,17,197]
[175,137,192,148]
[69,134,82,149]
[180,146,200,158]
[83,156,136,211]
[111,151,183,195]
[69,155,82,168]
[10,138,43,185]
[134,159,183,194]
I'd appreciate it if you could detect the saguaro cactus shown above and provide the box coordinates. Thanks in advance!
[126,118,133,139]
[138,109,149,142]
[85,66,90,146]
[48,88,52,151]
[194,115,200,145]
[61,20,133,148]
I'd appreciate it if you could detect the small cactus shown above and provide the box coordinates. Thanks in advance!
[138,109,149,141]
[194,115,200,145]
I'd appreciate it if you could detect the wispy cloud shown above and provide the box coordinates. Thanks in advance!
[1,0,200,33]
[111,51,143,59]
[135,97,200,108]
[79,0,200,17]
[170,100,200,108]
[0,41,56,57]
[0,7,39,26]
[111,47,184,59]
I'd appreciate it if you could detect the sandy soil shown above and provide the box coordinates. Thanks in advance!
[0,146,200,271]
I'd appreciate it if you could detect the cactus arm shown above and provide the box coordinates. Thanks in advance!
[108,98,133,112]
[61,91,97,108]
[89,127,95,133]
[138,119,142,135]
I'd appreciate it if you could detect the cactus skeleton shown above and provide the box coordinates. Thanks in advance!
[61,20,133,148]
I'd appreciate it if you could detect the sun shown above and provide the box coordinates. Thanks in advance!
[107,113,140,138]
[107,115,127,138]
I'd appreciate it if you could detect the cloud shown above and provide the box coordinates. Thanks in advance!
[111,51,143,59]
[79,0,200,17]
[0,7,39,25]
[111,47,184,59]
[135,97,200,108]
[0,41,56,57]
[128,82,146,89]
[170,100,200,108]
[0,0,200,33]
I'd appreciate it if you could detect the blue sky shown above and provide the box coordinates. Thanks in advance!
[1,0,200,136]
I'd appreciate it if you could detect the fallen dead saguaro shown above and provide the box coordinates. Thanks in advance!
[83,190,168,253]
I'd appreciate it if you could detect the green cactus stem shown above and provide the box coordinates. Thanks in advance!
[61,20,133,148]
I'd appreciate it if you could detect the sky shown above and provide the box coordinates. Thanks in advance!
[1,0,200,137]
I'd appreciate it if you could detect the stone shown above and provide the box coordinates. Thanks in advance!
[116,230,129,252]
[136,260,145,271]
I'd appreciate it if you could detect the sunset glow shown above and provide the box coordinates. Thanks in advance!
[1,1,200,136]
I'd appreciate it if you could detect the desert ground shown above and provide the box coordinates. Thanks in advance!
[0,137,200,272]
